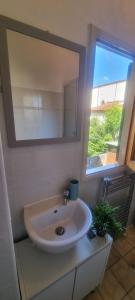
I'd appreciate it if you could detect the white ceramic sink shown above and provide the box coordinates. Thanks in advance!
[24,195,92,253]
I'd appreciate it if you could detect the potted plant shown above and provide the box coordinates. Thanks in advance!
[93,201,123,239]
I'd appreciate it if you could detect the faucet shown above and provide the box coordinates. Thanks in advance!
[63,189,69,205]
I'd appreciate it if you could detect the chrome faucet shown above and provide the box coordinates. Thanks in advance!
[63,190,69,205]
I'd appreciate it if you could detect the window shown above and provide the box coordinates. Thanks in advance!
[85,27,135,176]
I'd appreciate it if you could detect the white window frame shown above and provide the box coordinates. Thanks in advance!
[82,25,135,180]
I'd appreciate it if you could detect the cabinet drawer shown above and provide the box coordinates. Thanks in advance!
[33,270,75,300]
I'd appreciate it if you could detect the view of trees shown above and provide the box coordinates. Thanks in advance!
[88,104,122,157]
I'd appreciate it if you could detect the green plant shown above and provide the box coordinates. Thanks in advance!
[88,117,107,156]
[104,104,122,141]
[88,104,122,157]
[93,201,123,239]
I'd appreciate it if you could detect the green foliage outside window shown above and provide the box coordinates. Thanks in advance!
[88,104,122,157]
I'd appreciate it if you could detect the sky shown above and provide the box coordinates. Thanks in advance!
[93,44,133,87]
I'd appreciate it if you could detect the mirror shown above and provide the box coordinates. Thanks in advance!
[7,30,79,141]
[0,16,85,146]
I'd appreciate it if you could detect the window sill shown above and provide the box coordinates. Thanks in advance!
[82,163,126,181]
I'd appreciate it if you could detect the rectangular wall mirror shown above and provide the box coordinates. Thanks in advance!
[0,16,85,147]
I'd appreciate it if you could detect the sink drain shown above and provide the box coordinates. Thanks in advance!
[55,226,65,236]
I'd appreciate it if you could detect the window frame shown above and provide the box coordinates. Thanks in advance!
[126,97,135,171]
[82,24,135,180]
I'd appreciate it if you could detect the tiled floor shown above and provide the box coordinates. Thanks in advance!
[84,226,135,300]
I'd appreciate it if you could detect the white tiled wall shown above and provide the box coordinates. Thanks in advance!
[12,87,64,140]
[0,134,20,299]
[0,91,82,239]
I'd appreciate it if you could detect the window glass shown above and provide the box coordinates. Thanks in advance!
[86,42,133,174]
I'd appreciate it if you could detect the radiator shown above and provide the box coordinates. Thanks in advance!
[100,171,135,228]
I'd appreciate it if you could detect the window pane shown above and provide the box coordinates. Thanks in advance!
[86,42,133,174]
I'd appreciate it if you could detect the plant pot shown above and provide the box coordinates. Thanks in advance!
[96,227,106,237]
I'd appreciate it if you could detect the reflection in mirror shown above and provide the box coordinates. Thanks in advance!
[7,30,80,140]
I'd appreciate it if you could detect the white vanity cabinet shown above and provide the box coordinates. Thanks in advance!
[15,235,112,300]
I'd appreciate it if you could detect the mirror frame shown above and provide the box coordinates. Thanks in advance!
[0,15,86,147]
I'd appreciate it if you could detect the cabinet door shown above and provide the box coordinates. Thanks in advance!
[73,247,110,300]
[33,270,75,300]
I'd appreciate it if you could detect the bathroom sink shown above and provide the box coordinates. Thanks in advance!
[24,196,92,253]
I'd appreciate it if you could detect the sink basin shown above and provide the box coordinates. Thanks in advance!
[24,196,92,253]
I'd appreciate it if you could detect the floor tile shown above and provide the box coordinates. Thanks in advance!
[124,249,135,268]
[123,296,131,300]
[83,289,102,300]
[98,269,126,300]
[113,236,133,256]
[128,286,135,299]
[125,226,135,247]
[111,258,135,292]
[107,245,121,269]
